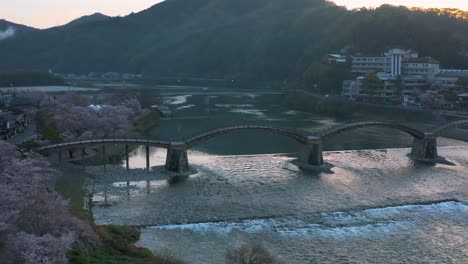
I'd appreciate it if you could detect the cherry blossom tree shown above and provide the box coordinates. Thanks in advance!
[9,232,75,264]
[40,93,143,143]
[0,141,97,263]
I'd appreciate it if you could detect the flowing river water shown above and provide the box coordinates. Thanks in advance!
[85,88,467,263]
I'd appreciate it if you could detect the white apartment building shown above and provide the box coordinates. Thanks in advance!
[351,56,388,74]
[352,49,420,76]
[344,48,468,105]
[402,57,440,77]
[345,48,450,102]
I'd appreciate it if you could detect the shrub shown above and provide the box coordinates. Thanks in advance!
[20,139,39,151]
[226,243,279,264]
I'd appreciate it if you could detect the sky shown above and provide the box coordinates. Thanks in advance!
[1,0,467,29]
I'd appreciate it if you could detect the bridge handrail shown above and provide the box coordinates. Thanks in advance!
[173,123,309,142]
[184,125,309,147]
[431,119,468,136]
[37,138,172,152]
[320,121,425,140]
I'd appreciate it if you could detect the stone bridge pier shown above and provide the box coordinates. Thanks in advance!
[410,133,439,162]
[298,136,324,169]
[165,142,190,173]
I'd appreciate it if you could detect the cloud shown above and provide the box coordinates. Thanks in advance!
[0,26,15,41]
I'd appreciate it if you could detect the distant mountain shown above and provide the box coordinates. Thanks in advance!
[63,13,110,28]
[0,19,36,31]
[0,19,36,41]
[0,0,467,85]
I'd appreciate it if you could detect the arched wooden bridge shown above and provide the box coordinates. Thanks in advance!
[431,119,468,137]
[320,121,426,140]
[185,125,309,147]
[38,120,468,173]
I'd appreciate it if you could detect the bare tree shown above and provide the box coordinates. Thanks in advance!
[226,243,279,264]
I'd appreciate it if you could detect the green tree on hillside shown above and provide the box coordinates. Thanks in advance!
[393,75,404,101]
[303,62,354,95]
[361,73,384,95]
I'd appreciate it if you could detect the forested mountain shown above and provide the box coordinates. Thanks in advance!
[0,0,467,84]
[0,19,37,32]
[0,19,37,41]
[62,13,110,28]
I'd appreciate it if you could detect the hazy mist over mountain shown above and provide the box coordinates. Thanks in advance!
[0,19,36,41]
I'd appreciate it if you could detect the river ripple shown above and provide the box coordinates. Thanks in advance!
[138,201,467,264]
[85,146,468,263]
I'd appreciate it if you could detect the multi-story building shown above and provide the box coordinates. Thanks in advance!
[433,70,468,90]
[351,56,387,74]
[343,48,468,106]
[352,49,420,76]
[402,57,440,77]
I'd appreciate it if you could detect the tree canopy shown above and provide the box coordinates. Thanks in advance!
[361,74,384,94]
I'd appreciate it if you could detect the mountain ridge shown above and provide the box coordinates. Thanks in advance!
[0,19,37,41]
[0,0,467,83]
[62,12,110,28]
[0,19,37,31]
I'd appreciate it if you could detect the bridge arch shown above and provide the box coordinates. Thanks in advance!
[184,126,309,148]
[431,119,468,137]
[38,139,179,172]
[320,122,425,141]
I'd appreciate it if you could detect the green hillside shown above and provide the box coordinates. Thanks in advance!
[1,0,467,85]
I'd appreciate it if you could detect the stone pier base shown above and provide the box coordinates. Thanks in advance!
[165,143,190,174]
[410,133,440,163]
[298,136,328,171]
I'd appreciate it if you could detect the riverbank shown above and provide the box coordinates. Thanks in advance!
[283,91,468,142]
[294,89,468,119]
[54,158,185,263]
[283,91,433,121]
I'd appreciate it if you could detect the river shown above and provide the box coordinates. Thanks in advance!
[86,87,467,263]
